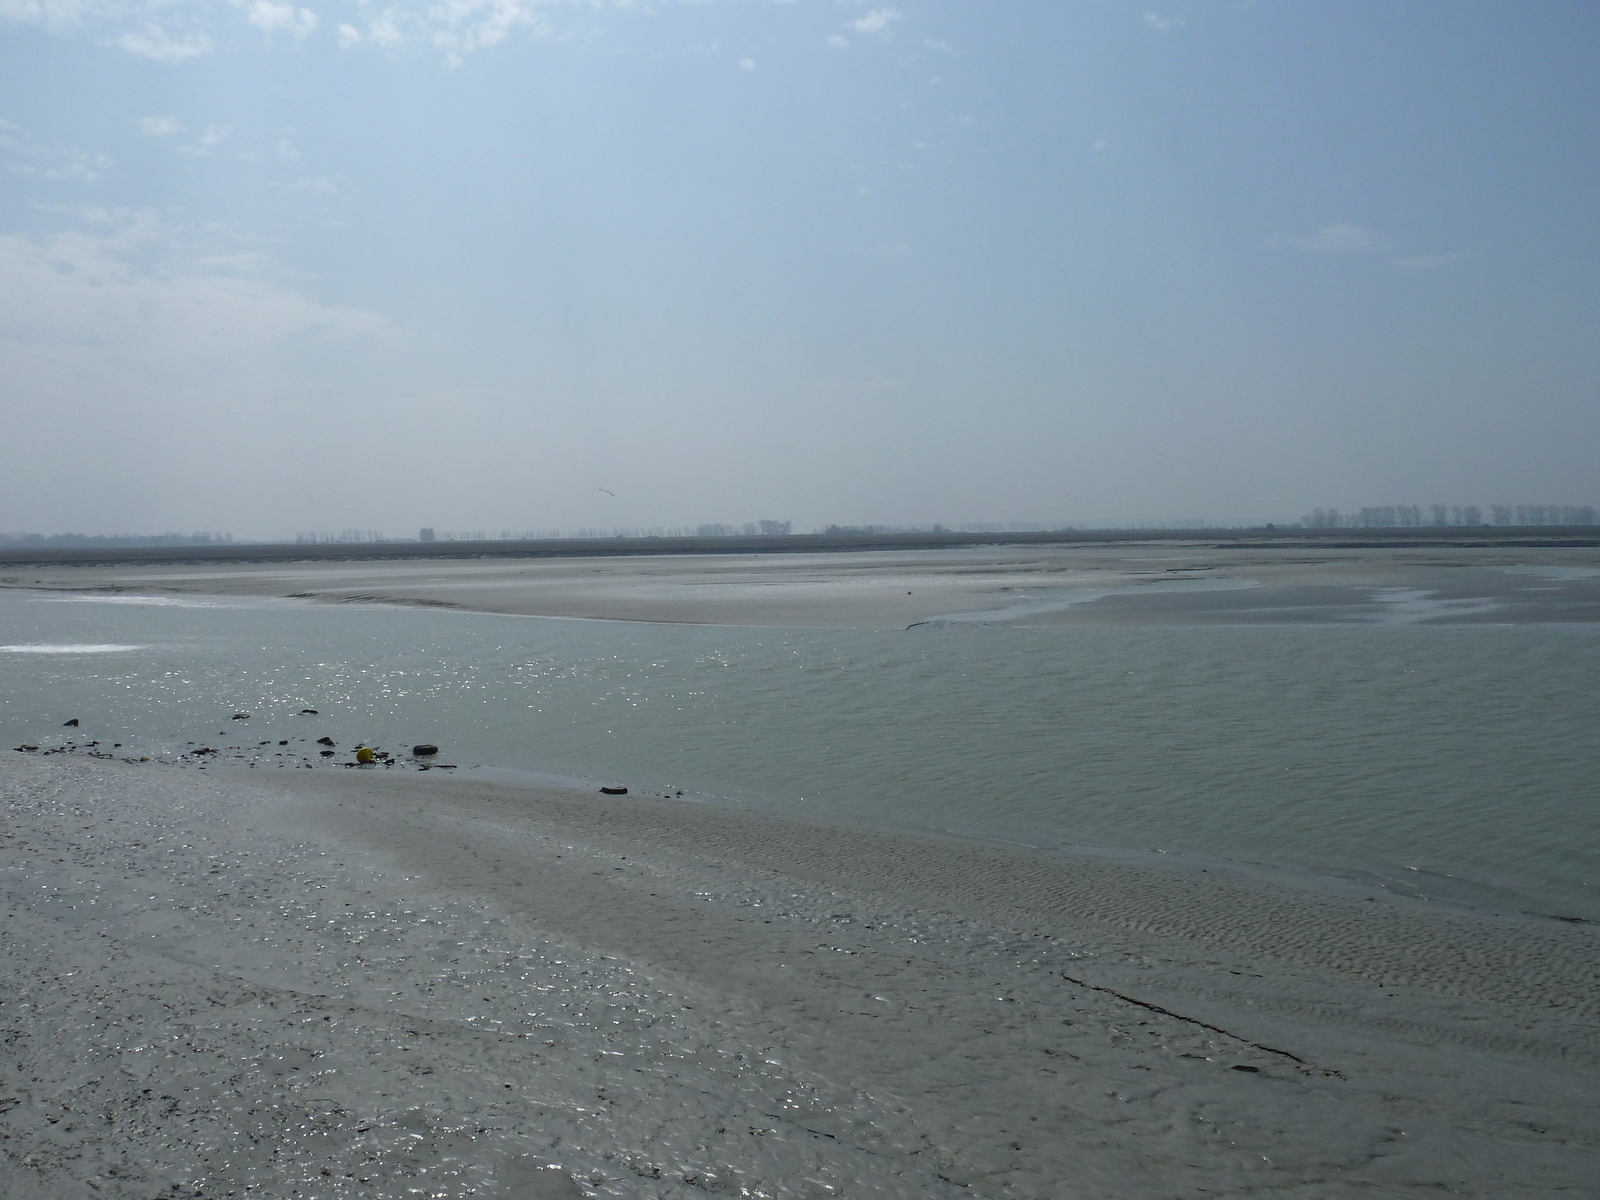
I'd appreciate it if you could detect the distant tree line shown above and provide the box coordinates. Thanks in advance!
[695,521,794,537]
[1301,505,1597,529]
[294,530,388,544]
[402,521,796,542]
[819,522,1055,536]
[0,531,234,547]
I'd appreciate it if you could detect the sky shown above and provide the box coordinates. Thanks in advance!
[2,1,1598,539]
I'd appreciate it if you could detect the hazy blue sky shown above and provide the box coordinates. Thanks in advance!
[2,1,1597,538]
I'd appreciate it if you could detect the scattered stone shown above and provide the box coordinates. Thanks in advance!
[232,712,251,720]
[316,737,335,746]
[600,786,629,795]
[412,744,439,756]
[14,745,39,752]
[319,749,335,757]
[300,708,318,715]
[63,719,79,727]
[279,740,288,745]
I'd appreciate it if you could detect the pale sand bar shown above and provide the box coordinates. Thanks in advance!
[6,542,1600,626]
[3,755,1597,1197]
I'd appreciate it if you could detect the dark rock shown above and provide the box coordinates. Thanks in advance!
[300,708,318,715]
[316,737,335,746]
[15,745,38,752]
[412,744,439,756]
[599,786,629,795]
[279,740,288,745]
[63,719,79,727]
[232,712,250,720]
[319,749,335,757]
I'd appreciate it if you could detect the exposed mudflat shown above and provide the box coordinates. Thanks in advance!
[3,756,1597,1197]
[5,542,1600,627]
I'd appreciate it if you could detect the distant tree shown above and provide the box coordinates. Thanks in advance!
[1490,505,1515,526]
[1463,505,1482,526]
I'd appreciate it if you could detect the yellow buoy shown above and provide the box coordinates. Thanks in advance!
[356,745,375,763]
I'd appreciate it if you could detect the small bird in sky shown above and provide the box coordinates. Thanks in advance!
[598,487,616,497]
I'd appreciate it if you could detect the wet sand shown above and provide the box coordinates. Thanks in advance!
[3,755,1597,1198]
[5,542,1600,627]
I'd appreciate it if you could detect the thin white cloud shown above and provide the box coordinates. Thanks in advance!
[0,209,390,376]
[430,0,547,65]
[1285,223,1386,255]
[115,25,214,61]
[0,0,96,31]
[244,1,319,39]
[1392,251,1468,270]
[0,119,109,181]
[6,158,105,182]
[363,10,405,49]
[177,124,230,157]
[5,0,733,65]
[923,38,956,55]
[1142,12,1186,34]
[738,56,754,71]
[138,116,182,137]
[853,8,900,36]
[827,33,849,49]
[3,0,215,57]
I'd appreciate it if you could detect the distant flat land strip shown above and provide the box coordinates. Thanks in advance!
[3,525,1599,568]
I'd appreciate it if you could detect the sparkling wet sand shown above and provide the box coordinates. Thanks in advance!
[3,754,1598,1198]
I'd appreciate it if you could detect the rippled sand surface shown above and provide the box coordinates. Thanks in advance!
[4,757,1596,1198]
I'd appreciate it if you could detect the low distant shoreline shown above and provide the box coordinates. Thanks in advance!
[6,536,1599,627]
[4,524,1600,569]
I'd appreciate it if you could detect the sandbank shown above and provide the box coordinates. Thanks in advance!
[5,542,1600,627]
[3,755,1597,1197]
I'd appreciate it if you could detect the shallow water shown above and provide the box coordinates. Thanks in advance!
[2,588,1597,921]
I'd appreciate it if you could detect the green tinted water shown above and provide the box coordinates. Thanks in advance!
[3,589,1596,919]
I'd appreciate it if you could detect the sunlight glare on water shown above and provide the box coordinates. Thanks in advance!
[2,588,1596,920]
